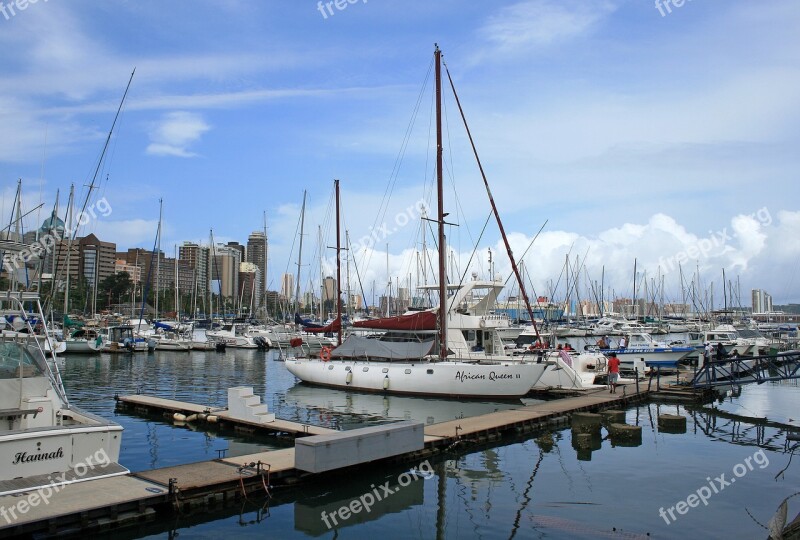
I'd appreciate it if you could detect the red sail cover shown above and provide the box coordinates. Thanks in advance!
[352,311,437,331]
[303,317,341,334]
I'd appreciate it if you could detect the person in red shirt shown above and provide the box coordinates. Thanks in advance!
[607,352,621,393]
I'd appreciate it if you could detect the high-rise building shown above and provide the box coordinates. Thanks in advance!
[179,242,210,295]
[752,289,773,314]
[239,262,262,315]
[78,234,116,286]
[247,231,267,308]
[214,244,241,301]
[115,259,142,283]
[227,241,245,261]
[281,273,295,300]
[323,276,338,308]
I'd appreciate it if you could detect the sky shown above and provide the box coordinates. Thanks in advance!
[1,0,799,308]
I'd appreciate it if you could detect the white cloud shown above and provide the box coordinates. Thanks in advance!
[146,112,210,158]
[480,0,617,51]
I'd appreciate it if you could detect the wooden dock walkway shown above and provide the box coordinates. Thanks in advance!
[116,394,337,436]
[2,384,649,538]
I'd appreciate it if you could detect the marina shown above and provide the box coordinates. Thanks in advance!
[4,381,650,538]
[0,347,797,539]
[1,3,799,539]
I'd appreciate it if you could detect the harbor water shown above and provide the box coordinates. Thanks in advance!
[59,348,799,539]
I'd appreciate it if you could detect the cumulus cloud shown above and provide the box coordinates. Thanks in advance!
[146,112,210,158]
[302,209,799,309]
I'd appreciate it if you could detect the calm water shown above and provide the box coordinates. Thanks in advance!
[58,349,799,539]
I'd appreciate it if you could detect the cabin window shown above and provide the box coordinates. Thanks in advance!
[382,368,389,373]
[362,367,369,372]
[0,343,45,379]
[427,369,434,375]
[327,365,334,370]
[462,330,476,342]
[405,369,412,374]
[345,366,351,372]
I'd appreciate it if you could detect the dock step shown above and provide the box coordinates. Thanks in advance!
[227,386,275,424]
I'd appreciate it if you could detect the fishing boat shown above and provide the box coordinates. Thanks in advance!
[286,48,548,397]
[0,290,126,495]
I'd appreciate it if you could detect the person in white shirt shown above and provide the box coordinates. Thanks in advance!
[619,336,627,349]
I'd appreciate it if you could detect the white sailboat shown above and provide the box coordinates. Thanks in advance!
[286,51,548,397]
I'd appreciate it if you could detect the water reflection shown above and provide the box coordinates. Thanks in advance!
[282,383,526,429]
[51,350,798,539]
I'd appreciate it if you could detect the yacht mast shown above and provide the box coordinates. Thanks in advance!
[64,185,75,316]
[263,211,268,322]
[295,190,307,319]
[335,179,342,345]
[318,225,323,322]
[174,244,179,320]
[345,229,352,319]
[155,198,162,320]
[435,45,448,360]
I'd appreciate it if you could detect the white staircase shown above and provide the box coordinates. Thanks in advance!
[227,386,275,424]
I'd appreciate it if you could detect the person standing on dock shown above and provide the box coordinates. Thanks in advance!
[715,342,728,362]
[608,352,620,393]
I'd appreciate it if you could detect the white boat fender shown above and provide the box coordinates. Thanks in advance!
[185,414,198,423]
[197,413,208,421]
[173,412,187,422]
[207,415,219,423]
[346,371,353,385]
[383,375,389,390]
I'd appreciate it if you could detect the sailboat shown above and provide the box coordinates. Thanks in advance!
[285,49,547,398]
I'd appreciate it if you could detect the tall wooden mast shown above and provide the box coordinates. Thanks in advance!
[335,179,342,345]
[435,45,448,359]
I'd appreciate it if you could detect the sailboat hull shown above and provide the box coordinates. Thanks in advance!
[285,358,545,398]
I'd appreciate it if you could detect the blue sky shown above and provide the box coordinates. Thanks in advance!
[1,0,799,305]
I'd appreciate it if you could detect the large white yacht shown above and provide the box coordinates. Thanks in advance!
[0,291,125,495]
[285,280,547,398]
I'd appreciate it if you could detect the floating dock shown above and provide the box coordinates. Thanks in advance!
[1,385,649,538]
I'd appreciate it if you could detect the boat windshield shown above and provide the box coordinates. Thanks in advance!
[0,342,46,379]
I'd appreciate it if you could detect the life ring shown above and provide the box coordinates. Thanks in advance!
[319,346,332,361]
[479,319,486,328]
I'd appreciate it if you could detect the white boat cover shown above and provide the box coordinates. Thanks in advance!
[331,335,435,360]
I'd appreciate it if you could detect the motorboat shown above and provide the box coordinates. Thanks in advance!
[0,292,126,496]
[588,332,694,369]
[98,325,154,353]
[206,323,269,349]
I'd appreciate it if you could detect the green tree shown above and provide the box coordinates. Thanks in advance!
[98,272,133,311]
